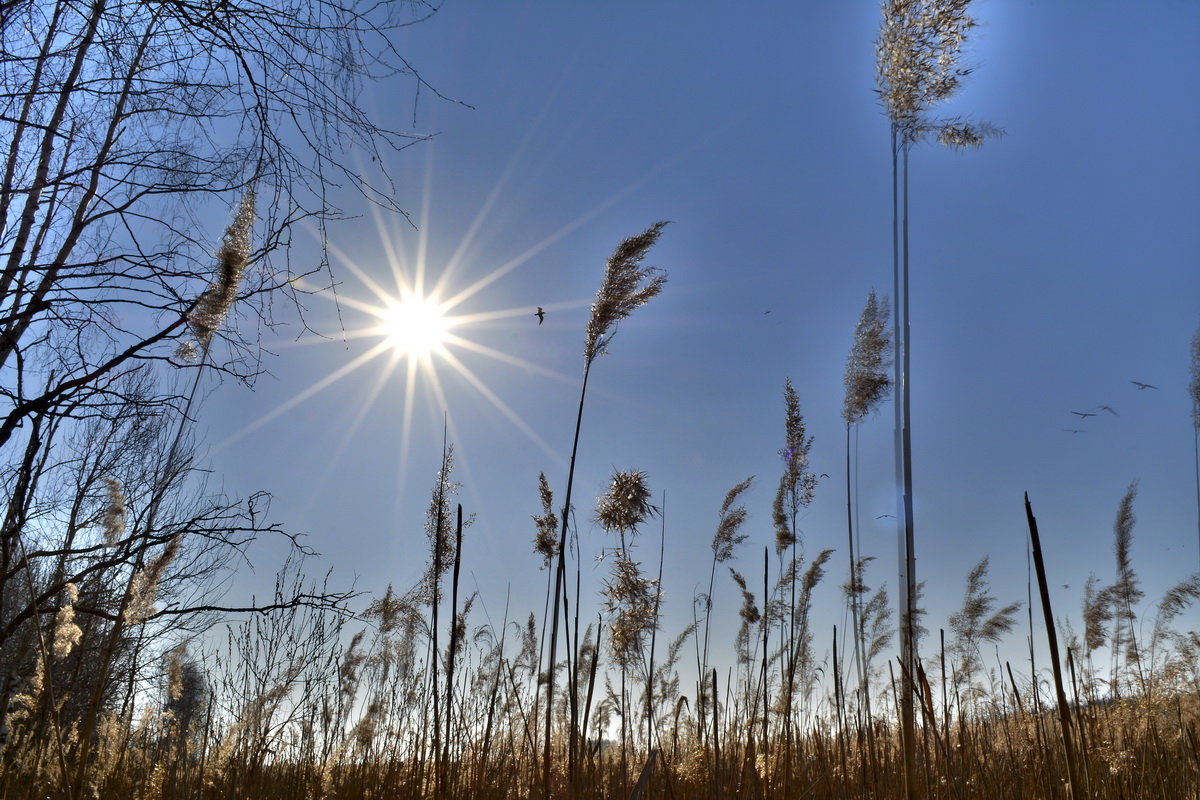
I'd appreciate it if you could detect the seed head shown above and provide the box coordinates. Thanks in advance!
[52,583,82,659]
[584,222,669,364]
[102,477,126,547]
[596,469,657,536]
[774,378,817,554]
[532,472,559,567]
[183,187,256,358]
[876,0,999,147]
[843,291,893,425]
[1190,322,1200,429]
[711,476,753,563]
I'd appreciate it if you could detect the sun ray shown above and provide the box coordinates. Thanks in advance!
[448,299,591,326]
[393,354,421,526]
[211,340,392,453]
[442,332,575,386]
[322,237,395,304]
[439,349,563,466]
[415,148,435,299]
[301,346,403,509]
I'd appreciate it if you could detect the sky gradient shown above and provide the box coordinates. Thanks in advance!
[201,2,1200,678]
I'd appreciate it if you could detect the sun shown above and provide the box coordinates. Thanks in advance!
[374,293,453,356]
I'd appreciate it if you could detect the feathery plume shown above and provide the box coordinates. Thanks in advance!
[584,222,669,364]
[1190,322,1200,428]
[730,568,760,664]
[711,476,753,563]
[1111,482,1142,612]
[1109,482,1143,665]
[101,477,125,546]
[843,291,893,424]
[125,535,181,624]
[603,556,659,669]
[774,378,817,554]
[1082,574,1112,655]
[52,583,82,659]
[183,187,256,358]
[532,472,559,568]
[876,0,1000,146]
[596,469,657,537]
[421,444,461,605]
[947,556,1021,690]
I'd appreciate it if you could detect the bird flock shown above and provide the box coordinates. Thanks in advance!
[1061,381,1157,434]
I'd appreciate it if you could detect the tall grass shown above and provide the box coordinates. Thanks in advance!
[5,309,1200,800]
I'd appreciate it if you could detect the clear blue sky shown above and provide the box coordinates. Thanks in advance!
[203,2,1200,680]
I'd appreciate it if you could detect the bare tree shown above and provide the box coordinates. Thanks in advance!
[0,1,441,793]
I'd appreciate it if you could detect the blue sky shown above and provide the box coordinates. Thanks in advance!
[202,1,1200,681]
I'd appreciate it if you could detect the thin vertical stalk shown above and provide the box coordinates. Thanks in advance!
[444,503,464,791]
[544,360,592,797]
[431,423,448,799]
[761,547,769,746]
[1024,493,1083,799]
[891,121,919,800]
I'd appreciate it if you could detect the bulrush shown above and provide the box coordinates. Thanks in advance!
[183,187,256,358]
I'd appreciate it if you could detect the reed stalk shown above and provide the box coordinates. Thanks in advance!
[542,223,668,797]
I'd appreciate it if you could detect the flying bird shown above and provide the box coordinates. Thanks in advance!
[876,514,895,519]
[1131,381,1157,390]
[1070,411,1096,419]
[1097,405,1119,416]
[1063,429,1087,434]
[534,307,545,325]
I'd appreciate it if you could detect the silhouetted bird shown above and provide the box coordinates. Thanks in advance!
[876,514,894,519]
[1071,411,1096,419]
[1063,429,1087,434]
[534,307,545,325]
[1131,381,1157,390]
[1097,405,1119,416]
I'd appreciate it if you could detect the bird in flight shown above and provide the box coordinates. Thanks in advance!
[876,514,895,519]
[1063,429,1087,434]
[1131,381,1157,390]
[1097,405,1119,416]
[534,307,545,325]
[1071,411,1096,419]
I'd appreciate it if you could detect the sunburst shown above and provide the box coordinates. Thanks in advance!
[214,134,690,501]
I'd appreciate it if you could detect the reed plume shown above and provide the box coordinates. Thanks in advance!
[584,222,669,365]
[596,469,657,539]
[532,472,558,568]
[101,477,125,547]
[1108,482,1143,686]
[773,378,816,555]
[51,584,82,660]
[946,556,1021,706]
[876,0,998,147]
[843,292,893,426]
[183,187,256,358]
